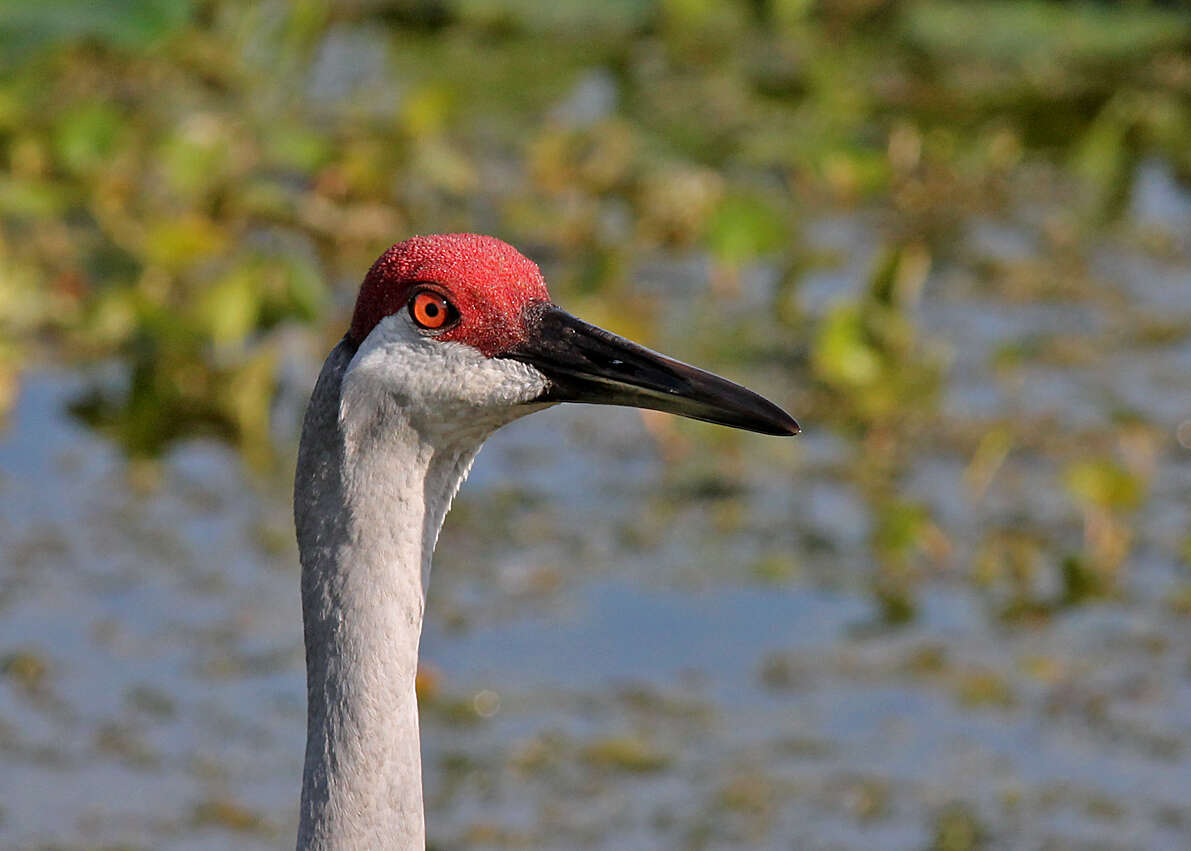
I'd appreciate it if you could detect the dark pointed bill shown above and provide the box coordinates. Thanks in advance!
[499,303,799,437]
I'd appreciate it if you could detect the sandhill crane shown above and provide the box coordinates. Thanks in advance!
[293,233,798,849]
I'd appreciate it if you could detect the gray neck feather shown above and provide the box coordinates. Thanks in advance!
[293,338,483,850]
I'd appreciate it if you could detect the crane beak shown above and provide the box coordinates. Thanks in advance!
[500,303,799,437]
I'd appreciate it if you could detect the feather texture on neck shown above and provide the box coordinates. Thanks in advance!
[295,338,485,850]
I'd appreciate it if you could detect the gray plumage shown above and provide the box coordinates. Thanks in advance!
[295,328,545,849]
[292,235,797,850]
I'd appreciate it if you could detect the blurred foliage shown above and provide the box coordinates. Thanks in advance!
[1060,425,1156,601]
[930,800,985,851]
[582,734,672,773]
[1,0,1189,612]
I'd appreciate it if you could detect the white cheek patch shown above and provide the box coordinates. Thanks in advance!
[344,313,549,426]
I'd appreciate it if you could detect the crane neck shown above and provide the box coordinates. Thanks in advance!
[293,337,483,850]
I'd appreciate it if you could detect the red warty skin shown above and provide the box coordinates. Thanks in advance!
[349,233,551,357]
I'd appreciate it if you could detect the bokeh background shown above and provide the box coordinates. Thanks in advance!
[3,0,1191,848]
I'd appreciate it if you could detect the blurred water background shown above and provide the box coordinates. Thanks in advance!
[3,1,1191,848]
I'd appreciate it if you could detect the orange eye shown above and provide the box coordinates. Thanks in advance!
[409,289,456,330]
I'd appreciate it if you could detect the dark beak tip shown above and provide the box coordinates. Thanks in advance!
[765,413,800,437]
[750,400,799,437]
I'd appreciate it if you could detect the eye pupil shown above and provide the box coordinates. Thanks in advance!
[425,303,439,317]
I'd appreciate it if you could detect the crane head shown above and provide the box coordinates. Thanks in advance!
[345,233,799,437]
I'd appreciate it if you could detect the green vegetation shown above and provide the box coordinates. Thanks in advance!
[2,1,1190,622]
